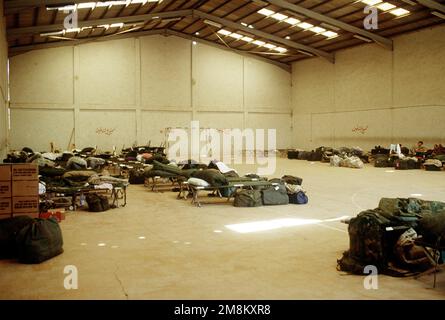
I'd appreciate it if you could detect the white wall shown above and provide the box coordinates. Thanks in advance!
[0,1,8,159]
[292,25,445,151]
[9,35,292,152]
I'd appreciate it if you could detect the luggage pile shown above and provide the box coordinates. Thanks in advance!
[330,155,364,169]
[287,148,324,162]
[288,146,369,168]
[3,146,132,213]
[370,143,445,171]
[233,175,308,207]
[338,197,445,277]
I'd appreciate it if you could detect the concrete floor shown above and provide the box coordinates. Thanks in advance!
[1,158,445,299]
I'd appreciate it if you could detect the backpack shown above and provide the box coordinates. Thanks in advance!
[338,210,392,273]
[288,191,308,204]
[15,218,64,264]
[233,190,262,207]
[261,184,289,205]
[86,193,110,212]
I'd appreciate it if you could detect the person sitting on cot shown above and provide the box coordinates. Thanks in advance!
[412,141,427,154]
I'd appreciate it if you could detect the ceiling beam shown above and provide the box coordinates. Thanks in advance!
[192,10,335,63]
[416,0,445,13]
[263,0,393,50]
[9,29,167,54]
[4,0,156,14]
[166,29,291,72]
[7,9,192,36]
[8,26,291,72]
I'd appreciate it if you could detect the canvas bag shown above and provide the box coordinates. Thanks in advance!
[15,218,64,264]
[234,190,262,207]
[261,183,289,205]
[86,193,110,212]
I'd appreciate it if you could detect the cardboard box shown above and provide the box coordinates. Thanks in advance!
[0,181,11,197]
[13,212,39,219]
[0,198,12,215]
[12,196,39,213]
[0,164,11,180]
[12,164,38,181]
[0,213,11,220]
[12,180,38,196]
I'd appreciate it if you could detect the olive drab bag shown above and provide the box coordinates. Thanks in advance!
[15,218,64,264]
[234,190,262,207]
[261,183,289,206]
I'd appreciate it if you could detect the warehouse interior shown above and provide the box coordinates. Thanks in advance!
[0,0,445,300]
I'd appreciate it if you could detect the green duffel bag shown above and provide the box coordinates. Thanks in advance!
[261,184,289,205]
[234,190,262,207]
[15,218,64,264]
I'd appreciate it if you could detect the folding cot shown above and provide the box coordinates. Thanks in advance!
[186,177,275,207]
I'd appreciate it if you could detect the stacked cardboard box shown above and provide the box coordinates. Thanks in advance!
[0,164,39,220]
[0,165,12,220]
[12,164,39,218]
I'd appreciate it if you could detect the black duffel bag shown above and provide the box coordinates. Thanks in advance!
[306,151,319,161]
[394,159,409,170]
[15,218,64,264]
[86,193,110,212]
[287,150,299,159]
[297,151,308,160]
[0,216,34,259]
[374,155,390,168]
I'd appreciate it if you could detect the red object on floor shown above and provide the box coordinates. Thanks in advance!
[39,210,65,222]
